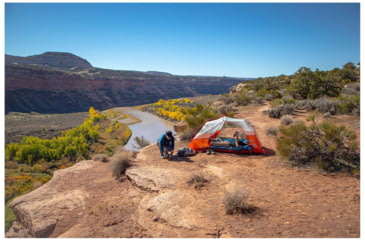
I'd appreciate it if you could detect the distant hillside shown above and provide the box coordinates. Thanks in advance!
[5,52,93,70]
[5,52,248,113]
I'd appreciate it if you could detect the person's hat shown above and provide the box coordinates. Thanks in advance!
[166,131,173,138]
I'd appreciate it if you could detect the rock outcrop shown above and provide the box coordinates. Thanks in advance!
[6,133,360,238]
[8,161,93,237]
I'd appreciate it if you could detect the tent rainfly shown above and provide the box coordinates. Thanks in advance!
[188,116,265,154]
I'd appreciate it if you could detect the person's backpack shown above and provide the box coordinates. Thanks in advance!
[177,147,195,157]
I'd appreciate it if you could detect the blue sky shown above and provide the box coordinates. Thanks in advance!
[5,3,360,78]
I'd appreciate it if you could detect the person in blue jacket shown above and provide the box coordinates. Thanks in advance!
[158,130,175,160]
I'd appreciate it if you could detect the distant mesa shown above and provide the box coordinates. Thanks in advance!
[5,52,93,70]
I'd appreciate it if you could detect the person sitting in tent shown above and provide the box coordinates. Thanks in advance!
[234,131,247,147]
[157,130,175,160]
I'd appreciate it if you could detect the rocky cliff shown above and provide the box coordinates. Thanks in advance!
[5,52,245,113]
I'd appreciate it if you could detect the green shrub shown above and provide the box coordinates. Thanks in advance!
[5,204,17,232]
[277,120,359,172]
[184,104,217,129]
[336,94,360,115]
[223,188,256,215]
[5,107,101,164]
[234,91,253,106]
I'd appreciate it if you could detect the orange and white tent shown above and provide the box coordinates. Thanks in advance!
[188,116,265,154]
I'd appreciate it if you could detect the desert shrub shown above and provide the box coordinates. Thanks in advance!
[218,104,236,115]
[280,115,293,126]
[282,104,296,115]
[133,136,150,149]
[277,120,359,172]
[223,188,256,215]
[92,153,109,162]
[323,112,331,119]
[296,98,339,115]
[266,126,278,136]
[111,151,132,179]
[336,94,360,115]
[234,91,253,106]
[5,160,19,169]
[312,98,338,114]
[184,104,217,129]
[254,97,264,104]
[218,95,235,105]
[265,103,296,119]
[179,128,195,141]
[281,95,296,104]
[264,93,274,101]
[342,83,360,95]
[187,174,209,189]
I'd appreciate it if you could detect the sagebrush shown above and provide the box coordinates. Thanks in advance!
[223,188,257,215]
[277,120,359,172]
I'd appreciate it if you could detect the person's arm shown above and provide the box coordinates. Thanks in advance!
[170,136,175,150]
[159,135,166,152]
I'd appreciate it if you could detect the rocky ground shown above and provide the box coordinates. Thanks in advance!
[6,104,360,238]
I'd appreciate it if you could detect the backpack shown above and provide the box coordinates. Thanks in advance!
[177,147,195,157]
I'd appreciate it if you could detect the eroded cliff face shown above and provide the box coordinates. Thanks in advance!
[5,52,244,113]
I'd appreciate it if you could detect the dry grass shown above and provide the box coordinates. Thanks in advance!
[110,151,133,180]
[187,174,209,189]
[223,188,257,215]
[92,154,109,162]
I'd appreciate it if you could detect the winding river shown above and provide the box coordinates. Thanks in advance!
[115,107,174,151]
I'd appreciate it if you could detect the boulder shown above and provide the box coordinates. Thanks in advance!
[126,166,184,192]
[8,161,93,237]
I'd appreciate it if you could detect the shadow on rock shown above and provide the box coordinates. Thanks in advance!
[170,156,194,163]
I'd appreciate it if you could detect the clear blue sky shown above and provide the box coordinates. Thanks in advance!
[5,3,360,78]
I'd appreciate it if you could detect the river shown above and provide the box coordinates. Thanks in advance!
[115,107,174,151]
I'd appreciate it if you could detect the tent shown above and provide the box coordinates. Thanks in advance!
[188,116,265,154]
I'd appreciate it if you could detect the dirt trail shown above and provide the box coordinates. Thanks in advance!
[7,103,360,238]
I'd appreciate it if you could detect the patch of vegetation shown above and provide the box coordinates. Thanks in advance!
[266,126,278,136]
[223,188,257,215]
[5,204,17,231]
[277,118,359,172]
[184,104,218,129]
[142,98,194,122]
[5,106,132,230]
[92,153,109,162]
[280,115,293,126]
[187,174,209,189]
[133,136,150,149]
[110,151,132,180]
[229,62,359,118]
